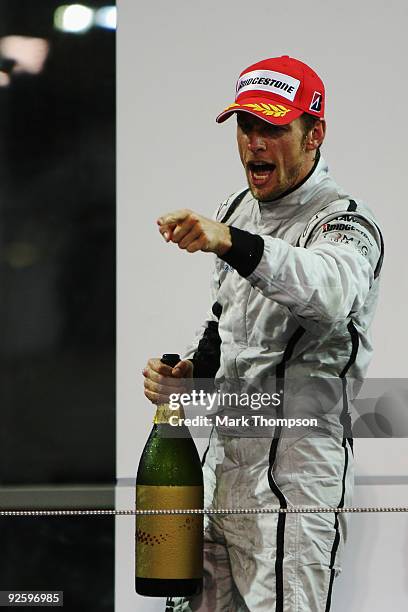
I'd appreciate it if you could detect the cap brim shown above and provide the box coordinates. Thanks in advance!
[216,97,303,126]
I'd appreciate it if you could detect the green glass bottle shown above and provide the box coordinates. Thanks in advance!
[136,354,204,597]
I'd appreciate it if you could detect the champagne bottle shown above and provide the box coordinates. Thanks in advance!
[136,354,204,597]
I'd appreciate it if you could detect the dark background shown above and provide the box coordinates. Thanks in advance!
[0,2,116,609]
[0,0,116,485]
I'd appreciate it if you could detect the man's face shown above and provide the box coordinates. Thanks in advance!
[236,113,312,201]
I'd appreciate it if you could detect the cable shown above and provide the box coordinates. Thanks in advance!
[0,506,407,517]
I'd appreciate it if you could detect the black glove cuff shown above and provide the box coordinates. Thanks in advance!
[220,226,264,277]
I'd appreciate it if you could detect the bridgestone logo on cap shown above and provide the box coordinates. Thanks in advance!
[309,91,322,112]
[236,70,300,102]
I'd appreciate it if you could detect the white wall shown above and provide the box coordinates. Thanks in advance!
[117,1,408,609]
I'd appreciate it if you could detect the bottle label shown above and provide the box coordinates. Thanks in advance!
[136,485,203,580]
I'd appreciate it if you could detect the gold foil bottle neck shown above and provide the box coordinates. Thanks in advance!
[154,404,185,425]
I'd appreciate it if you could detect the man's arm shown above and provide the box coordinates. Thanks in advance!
[157,208,382,323]
[222,215,382,322]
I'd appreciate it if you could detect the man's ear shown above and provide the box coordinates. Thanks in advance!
[305,119,326,151]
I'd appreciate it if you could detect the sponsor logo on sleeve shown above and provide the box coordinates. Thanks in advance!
[309,91,322,112]
[323,232,371,256]
[324,231,344,243]
[322,222,355,233]
[335,214,357,222]
[236,70,300,102]
[322,222,373,245]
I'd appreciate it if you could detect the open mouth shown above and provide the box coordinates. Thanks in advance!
[247,161,275,186]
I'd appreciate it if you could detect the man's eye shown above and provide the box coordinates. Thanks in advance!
[264,126,287,137]
[238,120,286,137]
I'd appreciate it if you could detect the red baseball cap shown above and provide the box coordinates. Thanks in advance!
[216,55,325,126]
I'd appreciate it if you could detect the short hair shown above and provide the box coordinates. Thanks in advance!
[299,112,323,149]
[299,112,321,136]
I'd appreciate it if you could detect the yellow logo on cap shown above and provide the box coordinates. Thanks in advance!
[243,103,291,117]
[223,102,291,118]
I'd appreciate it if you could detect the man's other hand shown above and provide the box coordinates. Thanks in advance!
[143,357,193,405]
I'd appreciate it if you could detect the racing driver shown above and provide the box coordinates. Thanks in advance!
[143,55,384,612]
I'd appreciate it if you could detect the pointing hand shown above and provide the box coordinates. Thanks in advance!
[157,209,231,256]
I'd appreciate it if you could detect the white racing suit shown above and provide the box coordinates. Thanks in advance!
[166,153,383,612]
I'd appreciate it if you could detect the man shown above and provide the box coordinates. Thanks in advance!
[143,56,383,611]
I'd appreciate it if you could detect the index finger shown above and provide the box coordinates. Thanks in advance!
[157,209,193,226]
